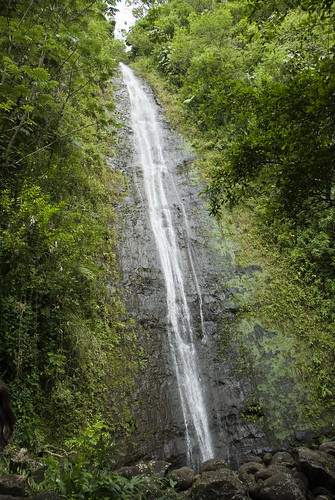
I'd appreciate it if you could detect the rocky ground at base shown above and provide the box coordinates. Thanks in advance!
[1,440,335,499]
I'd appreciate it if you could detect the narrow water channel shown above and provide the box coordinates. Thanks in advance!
[120,63,214,466]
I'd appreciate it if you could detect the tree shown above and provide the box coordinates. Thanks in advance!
[0,0,142,448]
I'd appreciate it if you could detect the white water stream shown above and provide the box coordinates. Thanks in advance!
[120,63,214,465]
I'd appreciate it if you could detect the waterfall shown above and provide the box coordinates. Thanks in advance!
[120,63,214,465]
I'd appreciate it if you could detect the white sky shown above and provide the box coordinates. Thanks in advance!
[114,0,136,40]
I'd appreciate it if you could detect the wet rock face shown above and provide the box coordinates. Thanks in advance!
[191,468,247,500]
[111,68,275,468]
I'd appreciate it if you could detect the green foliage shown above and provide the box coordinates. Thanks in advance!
[0,0,143,454]
[127,0,335,218]
[216,203,335,430]
[248,0,335,19]
[213,57,335,217]
[28,433,178,499]
[241,403,264,422]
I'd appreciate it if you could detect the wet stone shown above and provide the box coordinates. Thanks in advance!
[319,441,335,457]
[116,466,134,479]
[270,451,296,469]
[263,453,273,466]
[258,472,306,500]
[0,474,26,497]
[237,462,265,486]
[292,447,335,492]
[199,458,229,473]
[191,469,246,500]
[168,467,196,491]
[255,465,293,482]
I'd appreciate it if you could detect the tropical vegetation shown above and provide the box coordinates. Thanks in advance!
[0,0,142,451]
[1,0,335,495]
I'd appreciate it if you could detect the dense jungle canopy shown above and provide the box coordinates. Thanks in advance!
[1,0,335,495]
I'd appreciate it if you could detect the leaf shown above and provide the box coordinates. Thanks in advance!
[183,96,195,104]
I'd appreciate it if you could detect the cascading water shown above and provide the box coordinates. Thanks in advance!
[120,63,214,465]
[114,62,307,472]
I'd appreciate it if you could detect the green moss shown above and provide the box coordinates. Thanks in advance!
[217,205,335,442]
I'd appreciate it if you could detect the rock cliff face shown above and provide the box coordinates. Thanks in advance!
[111,68,273,469]
[110,67,324,470]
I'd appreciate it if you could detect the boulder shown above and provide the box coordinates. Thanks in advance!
[255,465,293,482]
[291,470,309,496]
[180,491,192,499]
[239,461,266,476]
[238,471,256,490]
[263,453,272,466]
[238,461,265,488]
[292,447,335,492]
[10,448,43,473]
[312,485,335,498]
[0,474,27,497]
[168,467,196,491]
[258,472,306,500]
[270,451,296,469]
[146,460,171,478]
[191,468,246,500]
[248,482,261,499]
[31,468,46,485]
[319,442,335,457]
[125,461,150,478]
[199,458,229,473]
[117,459,171,479]
[10,448,46,484]
[241,456,263,465]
